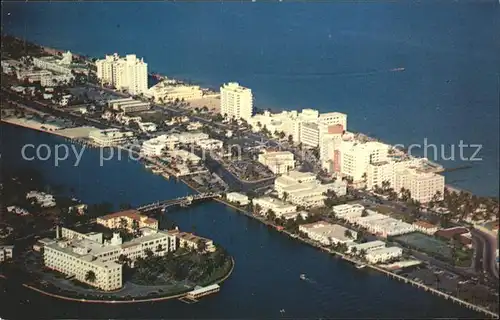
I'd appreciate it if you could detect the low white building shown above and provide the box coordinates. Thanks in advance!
[40,73,74,87]
[108,98,150,113]
[299,222,357,246]
[332,203,365,219]
[274,171,346,208]
[89,128,134,146]
[281,211,309,221]
[252,196,297,216]
[365,247,403,264]
[7,206,30,216]
[413,220,439,235]
[176,132,209,144]
[142,135,179,156]
[139,122,157,132]
[167,149,201,164]
[0,246,14,263]
[26,191,56,208]
[146,81,203,102]
[346,210,416,238]
[346,240,386,254]
[118,115,142,125]
[258,150,295,175]
[187,122,204,131]
[196,139,223,150]
[226,192,250,206]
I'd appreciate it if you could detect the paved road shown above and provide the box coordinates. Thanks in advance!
[471,228,499,280]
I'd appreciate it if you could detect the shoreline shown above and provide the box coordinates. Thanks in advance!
[2,108,498,317]
[0,257,235,304]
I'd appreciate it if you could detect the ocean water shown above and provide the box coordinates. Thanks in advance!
[3,2,499,196]
[0,123,483,318]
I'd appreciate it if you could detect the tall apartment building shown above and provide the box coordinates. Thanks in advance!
[96,53,148,95]
[337,141,389,181]
[220,82,253,120]
[393,169,445,203]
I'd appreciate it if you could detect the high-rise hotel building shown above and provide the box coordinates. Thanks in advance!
[220,82,253,121]
[96,53,148,95]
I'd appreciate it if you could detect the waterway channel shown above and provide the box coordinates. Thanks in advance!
[0,123,482,318]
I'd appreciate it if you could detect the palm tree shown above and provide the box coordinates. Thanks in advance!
[119,218,128,230]
[144,248,154,259]
[253,203,262,215]
[344,229,353,239]
[266,209,276,221]
[197,240,207,253]
[85,270,96,283]
[282,192,289,202]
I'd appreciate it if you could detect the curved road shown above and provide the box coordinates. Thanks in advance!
[471,228,499,281]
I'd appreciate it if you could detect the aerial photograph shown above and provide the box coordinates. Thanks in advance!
[0,1,499,319]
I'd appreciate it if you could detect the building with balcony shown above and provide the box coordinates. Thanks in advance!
[220,82,253,120]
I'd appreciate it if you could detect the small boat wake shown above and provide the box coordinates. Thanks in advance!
[299,274,317,284]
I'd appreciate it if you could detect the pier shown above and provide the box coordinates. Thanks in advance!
[136,192,221,212]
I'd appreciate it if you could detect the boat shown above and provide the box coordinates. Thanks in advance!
[355,264,366,269]
[152,169,163,174]
[299,274,306,280]
[390,67,405,72]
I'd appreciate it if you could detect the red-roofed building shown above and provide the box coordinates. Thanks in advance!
[96,210,158,232]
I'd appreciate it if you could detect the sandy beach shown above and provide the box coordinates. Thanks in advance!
[186,95,221,114]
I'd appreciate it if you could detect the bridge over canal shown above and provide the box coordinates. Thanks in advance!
[137,192,222,213]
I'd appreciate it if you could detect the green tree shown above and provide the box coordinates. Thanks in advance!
[119,218,128,230]
[267,209,276,221]
[197,240,207,253]
[85,270,96,283]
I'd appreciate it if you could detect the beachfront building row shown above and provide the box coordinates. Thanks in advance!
[108,97,151,114]
[248,109,347,146]
[299,221,357,246]
[258,150,296,175]
[146,80,203,103]
[88,128,135,146]
[96,53,148,95]
[220,82,253,121]
[274,170,347,208]
[366,158,445,203]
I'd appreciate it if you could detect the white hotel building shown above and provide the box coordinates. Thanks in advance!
[96,53,148,95]
[146,81,203,103]
[252,196,297,217]
[347,210,416,238]
[43,226,177,291]
[220,82,253,121]
[274,170,347,208]
[393,168,445,204]
[89,128,134,146]
[365,247,403,264]
[332,203,365,219]
[258,150,295,175]
[336,140,390,182]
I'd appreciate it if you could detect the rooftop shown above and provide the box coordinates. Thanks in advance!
[97,210,158,225]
